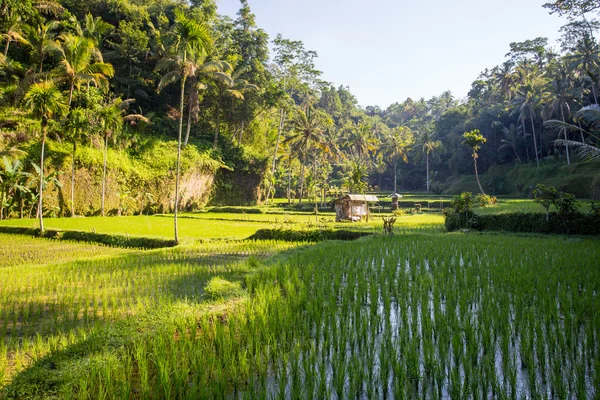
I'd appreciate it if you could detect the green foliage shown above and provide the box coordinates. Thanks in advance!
[475,193,497,207]
[0,225,176,248]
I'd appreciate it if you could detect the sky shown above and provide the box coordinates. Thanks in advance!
[216,0,567,108]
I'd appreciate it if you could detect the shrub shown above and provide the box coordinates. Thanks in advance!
[445,212,600,235]
[208,206,264,214]
[475,193,497,207]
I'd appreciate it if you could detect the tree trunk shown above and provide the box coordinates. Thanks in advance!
[71,140,76,217]
[561,107,570,165]
[473,155,485,195]
[101,133,108,217]
[68,82,74,108]
[287,157,292,206]
[393,157,397,194]
[522,116,530,162]
[592,84,598,105]
[528,107,540,168]
[426,151,430,194]
[38,125,47,232]
[184,99,193,146]
[266,108,285,203]
[298,150,306,204]
[213,91,221,149]
[174,62,187,244]
[3,39,9,57]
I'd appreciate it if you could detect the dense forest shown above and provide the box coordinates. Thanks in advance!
[0,0,599,220]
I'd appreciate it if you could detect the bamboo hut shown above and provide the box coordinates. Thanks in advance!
[333,194,379,222]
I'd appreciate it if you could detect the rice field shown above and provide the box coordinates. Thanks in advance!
[1,229,598,399]
[0,205,598,399]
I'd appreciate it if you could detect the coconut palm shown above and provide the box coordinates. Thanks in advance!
[284,106,331,204]
[96,98,148,217]
[19,18,59,73]
[1,9,23,57]
[387,126,413,193]
[345,121,376,162]
[462,129,487,195]
[545,104,600,160]
[63,107,87,216]
[512,63,546,167]
[0,157,31,219]
[499,123,523,163]
[24,80,66,232]
[212,63,258,148]
[47,33,114,107]
[156,8,211,243]
[416,127,441,194]
[543,62,582,165]
[564,35,600,104]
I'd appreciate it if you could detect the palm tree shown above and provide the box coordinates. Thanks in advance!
[0,157,31,219]
[416,128,441,194]
[64,107,87,216]
[545,104,600,160]
[512,63,545,167]
[212,63,258,148]
[345,121,375,162]
[47,33,114,107]
[388,126,413,193]
[156,9,211,243]
[24,80,66,232]
[1,9,23,57]
[565,35,600,104]
[462,129,487,194]
[75,13,112,59]
[96,98,148,217]
[284,106,331,204]
[20,18,59,73]
[499,123,523,163]
[543,62,581,165]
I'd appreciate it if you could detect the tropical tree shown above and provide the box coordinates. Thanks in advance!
[387,126,413,193]
[20,18,60,73]
[462,129,487,194]
[64,107,87,216]
[48,33,114,107]
[499,123,523,163]
[416,127,441,194]
[545,104,600,160]
[284,106,331,204]
[0,157,31,219]
[24,80,66,232]
[156,8,211,243]
[96,98,148,217]
[345,121,376,162]
[512,64,546,167]
[212,62,258,148]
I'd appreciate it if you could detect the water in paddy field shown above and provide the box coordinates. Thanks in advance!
[241,239,598,399]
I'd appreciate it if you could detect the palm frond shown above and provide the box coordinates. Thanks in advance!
[553,139,600,160]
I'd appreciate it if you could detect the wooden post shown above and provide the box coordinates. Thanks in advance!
[366,202,369,222]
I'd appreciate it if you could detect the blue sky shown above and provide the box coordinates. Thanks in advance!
[217,0,566,108]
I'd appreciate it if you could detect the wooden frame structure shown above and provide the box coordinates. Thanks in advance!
[333,194,379,222]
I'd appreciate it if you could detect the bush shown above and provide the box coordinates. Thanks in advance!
[445,212,600,235]
[475,193,497,207]
[0,226,176,249]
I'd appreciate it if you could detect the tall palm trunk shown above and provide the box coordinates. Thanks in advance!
[4,39,9,57]
[184,100,193,146]
[287,155,292,206]
[71,140,76,217]
[298,150,307,204]
[38,124,47,232]
[266,108,285,203]
[473,154,485,195]
[560,107,570,165]
[521,116,531,161]
[174,58,187,244]
[393,155,397,194]
[101,132,108,217]
[426,151,430,194]
[528,107,539,167]
[213,90,222,149]
[68,82,74,109]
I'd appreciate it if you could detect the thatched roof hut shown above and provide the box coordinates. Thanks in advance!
[333,194,379,222]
